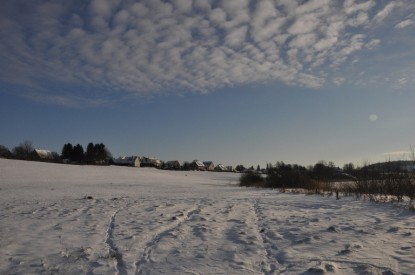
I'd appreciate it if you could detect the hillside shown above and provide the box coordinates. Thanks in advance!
[1,159,414,274]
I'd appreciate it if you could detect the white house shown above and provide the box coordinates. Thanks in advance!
[32,149,54,160]
[113,156,141,167]
[191,160,206,170]
[141,156,162,168]
[215,163,227,171]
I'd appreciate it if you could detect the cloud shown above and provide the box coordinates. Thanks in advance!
[333,77,345,86]
[374,2,399,23]
[395,19,414,29]
[343,0,375,15]
[392,77,409,89]
[0,0,415,105]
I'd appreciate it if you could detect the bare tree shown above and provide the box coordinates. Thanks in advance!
[12,140,34,160]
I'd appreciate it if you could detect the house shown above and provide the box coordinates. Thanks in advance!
[141,156,162,168]
[164,160,181,170]
[215,164,234,172]
[203,161,215,171]
[113,156,141,167]
[32,149,54,160]
[215,163,227,172]
[191,160,206,170]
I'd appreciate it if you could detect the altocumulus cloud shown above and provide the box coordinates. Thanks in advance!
[0,0,414,105]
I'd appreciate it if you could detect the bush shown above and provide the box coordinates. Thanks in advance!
[239,172,265,187]
[0,145,13,159]
[266,172,326,192]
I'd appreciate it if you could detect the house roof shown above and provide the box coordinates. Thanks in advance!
[193,160,205,167]
[142,156,160,161]
[34,149,53,159]
[216,163,226,170]
[114,156,139,164]
[141,156,162,165]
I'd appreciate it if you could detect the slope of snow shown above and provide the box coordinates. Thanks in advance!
[1,159,414,274]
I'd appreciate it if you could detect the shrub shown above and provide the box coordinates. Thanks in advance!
[239,172,265,187]
[0,145,13,159]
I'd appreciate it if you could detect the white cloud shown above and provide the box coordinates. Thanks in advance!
[173,0,193,14]
[395,19,414,29]
[366,39,381,49]
[374,2,399,23]
[288,14,319,35]
[343,0,375,15]
[290,33,317,49]
[90,0,114,18]
[347,12,369,27]
[225,26,248,48]
[333,77,345,86]
[0,0,415,105]
[294,0,330,15]
[209,8,226,25]
[398,77,408,84]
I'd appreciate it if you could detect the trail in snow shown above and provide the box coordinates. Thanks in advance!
[105,209,127,275]
[134,203,202,275]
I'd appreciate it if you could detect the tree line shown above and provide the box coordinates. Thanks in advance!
[61,142,112,164]
[0,141,112,165]
[240,159,415,207]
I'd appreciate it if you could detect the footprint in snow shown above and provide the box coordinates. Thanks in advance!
[387,226,400,233]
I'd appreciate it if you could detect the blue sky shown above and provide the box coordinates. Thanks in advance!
[1,0,415,168]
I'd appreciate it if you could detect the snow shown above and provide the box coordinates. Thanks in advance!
[1,158,414,274]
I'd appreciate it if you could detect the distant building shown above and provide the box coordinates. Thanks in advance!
[203,161,215,171]
[191,160,206,170]
[215,163,227,172]
[164,160,181,170]
[141,156,162,168]
[113,156,141,167]
[32,149,54,160]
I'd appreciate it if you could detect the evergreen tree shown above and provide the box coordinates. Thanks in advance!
[61,143,73,160]
[94,143,104,162]
[85,142,95,163]
[72,144,84,163]
[93,143,111,164]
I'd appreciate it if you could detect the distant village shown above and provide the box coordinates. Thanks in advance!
[42,150,236,172]
[112,156,235,172]
[0,141,244,172]
[2,141,415,175]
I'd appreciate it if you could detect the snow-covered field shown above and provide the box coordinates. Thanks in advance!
[1,159,414,275]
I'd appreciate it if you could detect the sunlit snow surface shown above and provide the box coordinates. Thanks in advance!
[1,159,414,274]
